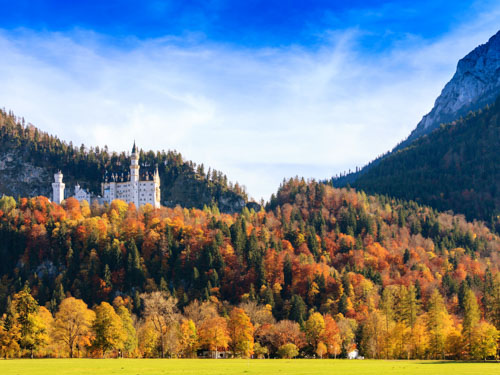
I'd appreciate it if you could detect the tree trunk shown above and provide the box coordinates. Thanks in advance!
[160,335,165,358]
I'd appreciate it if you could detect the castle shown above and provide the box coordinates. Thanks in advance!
[52,143,161,208]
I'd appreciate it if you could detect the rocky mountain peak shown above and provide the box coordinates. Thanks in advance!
[405,29,500,143]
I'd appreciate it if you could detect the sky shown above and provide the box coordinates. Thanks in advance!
[0,1,499,200]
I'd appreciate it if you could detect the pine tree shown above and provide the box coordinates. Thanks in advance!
[289,295,307,324]
[283,255,293,291]
[10,284,48,358]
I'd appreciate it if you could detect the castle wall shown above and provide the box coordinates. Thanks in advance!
[102,179,160,208]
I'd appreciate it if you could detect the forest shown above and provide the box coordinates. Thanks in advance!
[0,179,498,359]
[0,109,248,212]
[333,96,500,226]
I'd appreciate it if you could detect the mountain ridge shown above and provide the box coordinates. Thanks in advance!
[404,29,500,145]
[347,95,500,224]
[332,30,500,222]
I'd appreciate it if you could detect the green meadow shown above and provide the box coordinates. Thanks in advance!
[0,359,498,375]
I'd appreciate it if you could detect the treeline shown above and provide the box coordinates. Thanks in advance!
[333,96,500,225]
[1,284,497,359]
[0,179,499,359]
[0,109,247,212]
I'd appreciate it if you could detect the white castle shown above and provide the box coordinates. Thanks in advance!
[52,142,161,209]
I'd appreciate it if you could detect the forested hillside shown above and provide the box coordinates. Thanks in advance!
[0,109,248,213]
[334,96,500,224]
[0,179,498,359]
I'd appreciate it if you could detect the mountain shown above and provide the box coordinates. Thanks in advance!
[404,30,500,146]
[0,109,248,213]
[332,30,500,222]
[346,96,500,224]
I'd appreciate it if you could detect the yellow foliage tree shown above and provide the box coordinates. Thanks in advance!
[227,307,254,358]
[305,312,325,351]
[137,320,159,358]
[199,316,230,358]
[316,341,327,358]
[470,321,499,360]
[53,297,95,358]
[179,319,198,358]
[91,302,126,357]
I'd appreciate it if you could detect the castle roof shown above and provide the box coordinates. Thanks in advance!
[103,165,159,183]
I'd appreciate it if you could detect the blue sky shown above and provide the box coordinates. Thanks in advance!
[0,1,485,46]
[0,1,499,199]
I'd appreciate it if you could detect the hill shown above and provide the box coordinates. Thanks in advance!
[0,179,498,359]
[344,96,500,224]
[0,109,248,213]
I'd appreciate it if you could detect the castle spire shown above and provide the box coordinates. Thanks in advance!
[130,140,140,184]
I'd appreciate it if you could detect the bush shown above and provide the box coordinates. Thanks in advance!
[277,343,299,359]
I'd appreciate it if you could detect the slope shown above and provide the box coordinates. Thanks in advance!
[0,109,248,213]
[350,96,500,223]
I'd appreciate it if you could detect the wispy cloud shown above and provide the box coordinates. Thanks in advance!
[0,7,499,200]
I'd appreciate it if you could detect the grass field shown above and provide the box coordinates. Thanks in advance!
[0,359,498,375]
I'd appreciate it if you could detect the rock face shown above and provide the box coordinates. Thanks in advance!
[405,30,500,144]
[0,150,52,198]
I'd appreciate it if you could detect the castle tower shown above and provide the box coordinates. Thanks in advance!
[130,141,140,183]
[154,164,161,208]
[52,171,65,204]
[130,141,140,207]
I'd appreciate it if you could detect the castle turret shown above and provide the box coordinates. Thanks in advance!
[130,141,140,183]
[130,141,140,207]
[154,164,161,208]
[52,171,65,204]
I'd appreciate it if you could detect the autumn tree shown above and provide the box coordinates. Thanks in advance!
[277,343,299,358]
[426,289,452,359]
[316,341,327,358]
[137,319,159,358]
[91,302,126,357]
[321,314,341,358]
[183,299,218,328]
[470,321,499,360]
[52,297,95,358]
[227,307,254,357]
[141,292,178,358]
[396,285,420,358]
[360,309,385,358]
[337,314,357,356]
[0,307,20,358]
[462,289,480,357]
[379,287,395,359]
[179,319,198,358]
[305,312,325,353]
[36,307,54,357]
[265,319,305,355]
[116,305,137,357]
[198,316,230,358]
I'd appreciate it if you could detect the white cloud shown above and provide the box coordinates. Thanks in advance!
[0,10,499,200]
